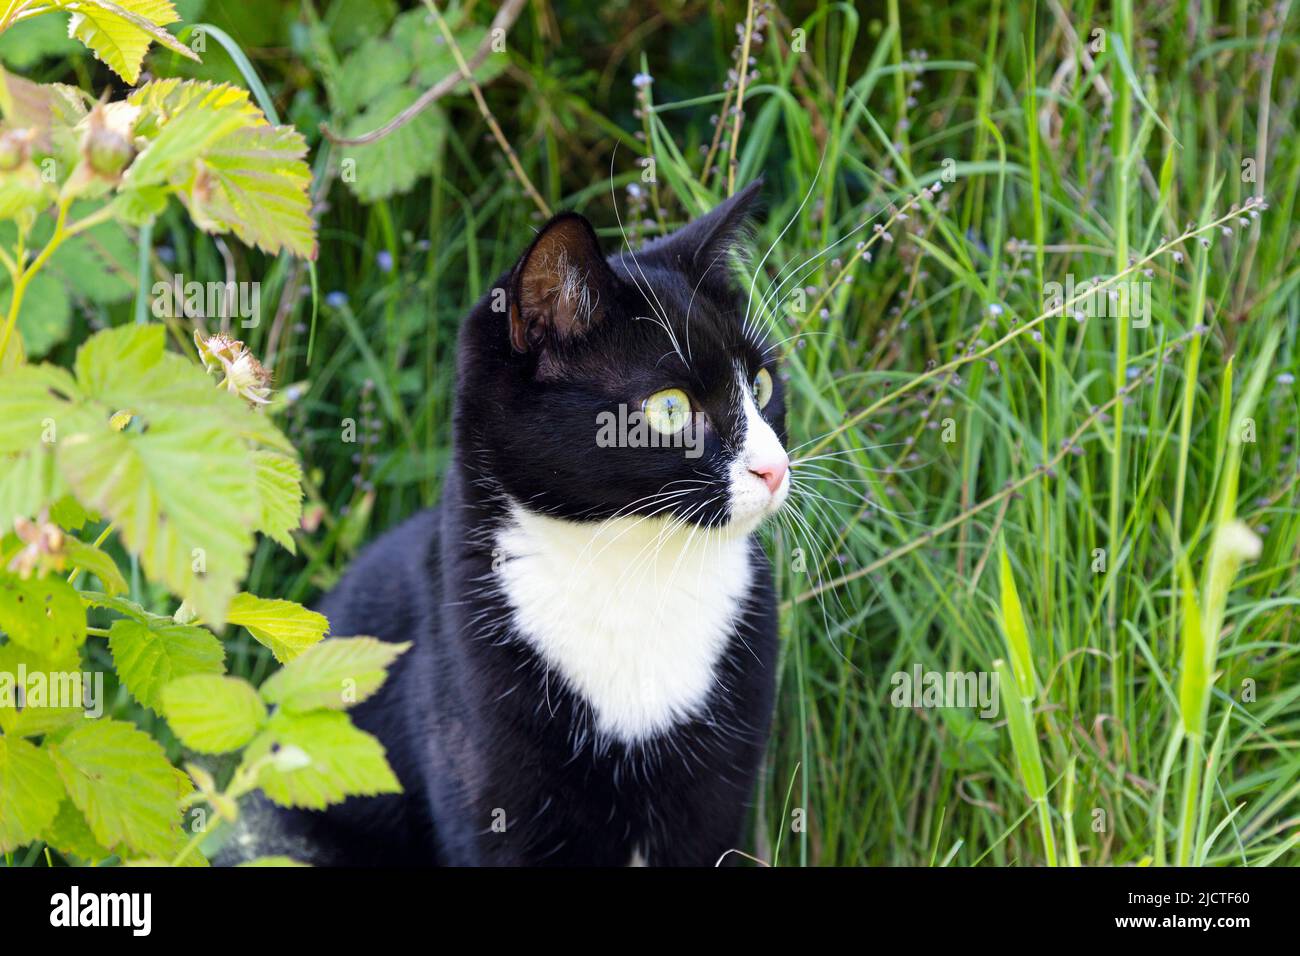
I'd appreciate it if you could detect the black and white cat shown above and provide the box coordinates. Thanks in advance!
[226,181,790,866]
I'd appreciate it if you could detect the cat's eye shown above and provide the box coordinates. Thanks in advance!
[752,368,773,409]
[643,388,692,435]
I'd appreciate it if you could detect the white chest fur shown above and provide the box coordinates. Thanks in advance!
[493,502,755,743]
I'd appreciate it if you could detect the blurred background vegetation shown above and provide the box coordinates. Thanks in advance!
[6,0,1298,866]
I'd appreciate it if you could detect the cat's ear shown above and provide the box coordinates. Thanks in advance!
[650,178,763,281]
[508,212,618,353]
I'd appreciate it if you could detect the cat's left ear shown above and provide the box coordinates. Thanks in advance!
[651,178,764,282]
[509,212,619,353]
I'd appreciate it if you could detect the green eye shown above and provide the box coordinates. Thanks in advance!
[753,368,773,409]
[643,388,692,435]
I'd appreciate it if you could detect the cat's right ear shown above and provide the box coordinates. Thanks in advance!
[508,213,619,353]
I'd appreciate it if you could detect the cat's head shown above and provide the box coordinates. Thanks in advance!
[461,180,788,537]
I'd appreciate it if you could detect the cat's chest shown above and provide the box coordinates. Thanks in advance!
[492,503,755,743]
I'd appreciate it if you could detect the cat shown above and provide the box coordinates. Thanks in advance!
[222,180,790,866]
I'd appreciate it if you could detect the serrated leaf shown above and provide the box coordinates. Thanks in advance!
[258,637,409,712]
[245,709,400,809]
[64,538,127,595]
[49,494,91,532]
[108,617,224,711]
[59,0,185,85]
[161,673,266,753]
[0,643,86,736]
[182,121,316,258]
[0,570,87,663]
[125,85,260,188]
[48,220,136,305]
[0,362,80,454]
[48,717,189,857]
[72,322,164,399]
[227,592,328,663]
[57,401,258,626]
[253,450,302,552]
[121,80,316,258]
[341,86,446,202]
[406,18,508,88]
[0,735,65,852]
[42,798,110,862]
[335,34,412,116]
[0,447,64,530]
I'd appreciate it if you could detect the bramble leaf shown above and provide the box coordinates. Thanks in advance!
[0,736,65,852]
[57,402,258,626]
[244,709,401,810]
[253,450,303,553]
[160,673,266,753]
[341,86,446,203]
[48,717,190,857]
[55,0,193,85]
[42,799,111,862]
[226,592,328,663]
[258,637,409,712]
[109,617,225,711]
[0,570,87,664]
[64,537,128,595]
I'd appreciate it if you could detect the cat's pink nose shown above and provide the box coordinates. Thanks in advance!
[749,454,789,494]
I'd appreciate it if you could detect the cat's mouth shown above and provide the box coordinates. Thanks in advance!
[726,449,791,534]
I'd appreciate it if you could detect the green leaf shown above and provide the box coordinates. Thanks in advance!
[109,617,225,711]
[227,592,328,663]
[0,447,64,529]
[0,362,80,454]
[0,735,65,852]
[42,798,110,862]
[48,717,190,857]
[335,34,412,116]
[0,643,87,735]
[64,537,128,595]
[245,709,401,809]
[341,86,447,202]
[122,80,316,258]
[0,14,81,69]
[10,272,71,358]
[0,570,87,664]
[406,18,508,88]
[259,637,409,712]
[57,0,189,85]
[253,450,303,552]
[71,321,163,398]
[160,673,266,753]
[180,121,316,259]
[47,219,137,306]
[49,494,92,532]
[997,544,1037,698]
[57,400,258,626]
[125,84,263,188]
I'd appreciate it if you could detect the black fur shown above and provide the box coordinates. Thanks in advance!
[225,183,785,866]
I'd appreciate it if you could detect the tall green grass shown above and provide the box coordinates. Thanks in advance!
[44,0,1293,865]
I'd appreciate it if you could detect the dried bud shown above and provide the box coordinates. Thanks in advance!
[81,102,138,181]
[0,127,34,171]
[194,330,273,406]
[8,511,65,578]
